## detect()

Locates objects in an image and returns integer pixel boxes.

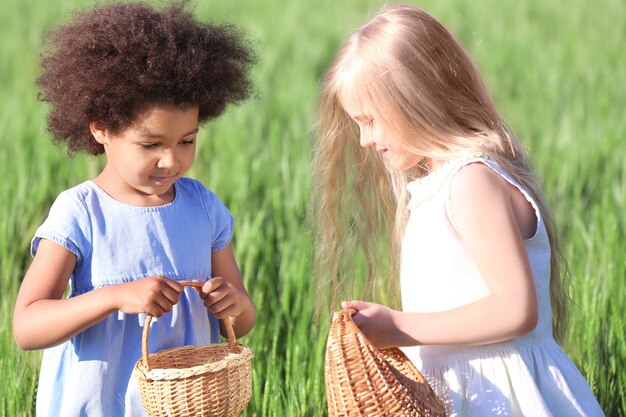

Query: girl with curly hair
[12,2,256,415]
[312,4,604,416]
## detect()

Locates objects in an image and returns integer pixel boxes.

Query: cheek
[108,146,138,168]
[400,153,422,170]
[183,148,196,165]
[129,155,158,174]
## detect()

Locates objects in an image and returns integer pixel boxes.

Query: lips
[151,175,175,184]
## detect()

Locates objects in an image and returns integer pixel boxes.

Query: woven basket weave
[325,309,447,417]
[132,280,254,417]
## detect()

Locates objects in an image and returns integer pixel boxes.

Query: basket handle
[141,279,241,371]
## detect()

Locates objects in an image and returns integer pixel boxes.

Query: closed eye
[180,138,196,145]
[140,143,159,149]
[354,116,374,127]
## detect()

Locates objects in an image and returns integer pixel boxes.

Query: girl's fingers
[149,282,181,316]
[340,300,373,328]
[351,312,364,328]
[201,277,224,297]
[206,293,241,318]
[150,294,174,317]
[203,288,229,307]
[164,277,183,292]
[153,279,181,315]
[148,302,165,318]
[145,277,236,317]
[341,300,368,312]
[161,285,182,304]
[208,300,239,319]
[202,278,238,309]
[206,292,234,312]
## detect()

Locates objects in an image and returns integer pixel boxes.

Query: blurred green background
[1,0,624,415]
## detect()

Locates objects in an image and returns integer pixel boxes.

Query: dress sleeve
[31,189,92,263]
[198,184,234,252]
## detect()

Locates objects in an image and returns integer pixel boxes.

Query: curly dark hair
[37,1,255,155]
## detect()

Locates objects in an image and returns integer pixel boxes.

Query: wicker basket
[132,280,254,417]
[325,309,448,417]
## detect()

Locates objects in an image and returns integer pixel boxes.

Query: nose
[359,129,374,148]
[157,148,178,169]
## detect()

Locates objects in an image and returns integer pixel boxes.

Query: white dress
[400,155,605,416]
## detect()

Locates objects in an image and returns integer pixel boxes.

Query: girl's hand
[340,300,405,349]
[200,277,244,319]
[114,276,183,317]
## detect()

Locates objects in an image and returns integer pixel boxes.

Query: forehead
[337,78,406,134]
[338,83,377,120]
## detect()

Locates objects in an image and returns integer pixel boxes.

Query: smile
[151,175,176,183]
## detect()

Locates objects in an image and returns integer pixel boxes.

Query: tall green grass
[1,0,624,416]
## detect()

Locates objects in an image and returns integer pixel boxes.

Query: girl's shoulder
[446,156,535,210]
[446,160,511,218]
[33,181,98,262]
[176,177,227,207]
[442,154,526,200]
[448,158,508,196]
[446,156,542,240]
[176,177,233,225]
[49,181,99,212]
[408,154,501,210]
[175,178,234,249]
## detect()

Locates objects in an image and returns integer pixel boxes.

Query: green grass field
[1,0,624,415]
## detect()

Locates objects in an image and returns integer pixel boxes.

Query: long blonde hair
[310,4,570,343]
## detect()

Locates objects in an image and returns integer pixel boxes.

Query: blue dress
[32,178,232,417]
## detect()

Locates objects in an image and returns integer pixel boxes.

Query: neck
[93,166,176,207]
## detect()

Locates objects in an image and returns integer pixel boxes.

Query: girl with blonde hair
[311,4,604,416]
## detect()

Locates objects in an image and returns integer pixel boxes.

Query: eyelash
[140,139,195,149]
[356,119,373,127]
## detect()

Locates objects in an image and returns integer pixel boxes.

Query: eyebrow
[138,127,199,139]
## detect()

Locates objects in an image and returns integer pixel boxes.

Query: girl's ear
[89,121,108,145]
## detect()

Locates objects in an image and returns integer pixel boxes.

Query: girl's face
[340,94,423,171]
[91,105,199,206]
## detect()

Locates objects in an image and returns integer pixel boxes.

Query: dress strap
[406,153,488,210]
[443,155,544,240]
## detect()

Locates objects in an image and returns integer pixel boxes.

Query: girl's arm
[13,239,183,350]
[201,245,256,338]
[345,163,538,348]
